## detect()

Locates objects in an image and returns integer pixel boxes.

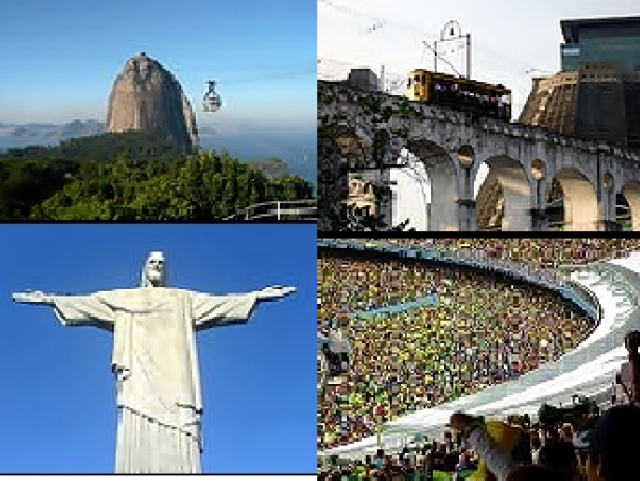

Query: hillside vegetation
[0,133,314,220]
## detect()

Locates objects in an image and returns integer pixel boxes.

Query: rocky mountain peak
[106,53,199,153]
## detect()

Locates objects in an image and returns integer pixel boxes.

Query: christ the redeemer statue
[12,251,296,474]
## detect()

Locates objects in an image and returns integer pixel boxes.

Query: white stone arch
[474,156,532,231]
[405,138,459,231]
[547,168,599,231]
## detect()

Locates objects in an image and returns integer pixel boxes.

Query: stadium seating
[317,240,640,450]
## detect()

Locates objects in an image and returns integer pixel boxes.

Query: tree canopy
[0,133,315,220]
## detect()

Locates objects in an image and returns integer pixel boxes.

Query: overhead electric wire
[421,41,462,77]
[320,0,554,119]
[319,0,458,75]
[319,0,554,80]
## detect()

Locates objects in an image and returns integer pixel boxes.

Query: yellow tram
[407,69,512,121]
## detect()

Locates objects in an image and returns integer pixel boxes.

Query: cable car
[203,81,222,112]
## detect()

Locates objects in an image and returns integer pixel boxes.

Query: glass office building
[561,16,640,73]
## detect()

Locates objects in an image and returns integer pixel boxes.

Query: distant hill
[0,120,106,139]
[249,157,289,178]
[2,132,184,162]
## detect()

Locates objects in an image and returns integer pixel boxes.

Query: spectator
[625,330,640,403]
[506,465,569,481]
[529,433,542,465]
[581,404,640,481]
[579,330,640,481]
[449,412,527,480]
[559,424,574,443]
[538,442,579,480]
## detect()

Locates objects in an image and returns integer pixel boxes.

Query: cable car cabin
[407,69,512,122]
[203,81,222,112]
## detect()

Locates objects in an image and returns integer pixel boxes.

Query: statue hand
[12,291,51,304]
[256,285,296,301]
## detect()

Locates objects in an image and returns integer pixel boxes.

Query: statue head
[142,251,167,287]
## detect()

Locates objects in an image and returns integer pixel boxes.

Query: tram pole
[466,33,471,80]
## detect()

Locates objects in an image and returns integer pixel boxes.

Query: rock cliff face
[106,52,199,153]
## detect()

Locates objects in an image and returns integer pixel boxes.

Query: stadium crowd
[318,331,640,481]
[367,239,640,270]
[318,249,596,450]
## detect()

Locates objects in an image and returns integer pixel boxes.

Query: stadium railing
[223,199,316,220]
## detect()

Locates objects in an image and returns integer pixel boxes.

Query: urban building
[520,16,640,152]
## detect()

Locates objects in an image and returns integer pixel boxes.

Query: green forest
[0,133,315,220]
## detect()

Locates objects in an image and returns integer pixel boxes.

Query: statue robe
[50,287,259,473]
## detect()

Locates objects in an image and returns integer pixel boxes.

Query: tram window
[415,74,422,82]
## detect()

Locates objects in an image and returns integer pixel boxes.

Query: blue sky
[0,0,316,129]
[0,224,316,474]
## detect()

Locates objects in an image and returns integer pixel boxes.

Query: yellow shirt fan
[469,421,529,481]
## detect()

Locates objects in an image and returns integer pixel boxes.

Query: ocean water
[198,135,316,186]
[0,136,60,150]
[0,134,316,188]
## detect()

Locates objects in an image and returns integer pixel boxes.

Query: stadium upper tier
[319,254,640,458]
[317,239,601,323]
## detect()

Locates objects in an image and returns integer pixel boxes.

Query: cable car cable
[202,65,316,112]
[215,68,317,85]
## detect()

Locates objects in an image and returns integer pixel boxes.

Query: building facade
[520,16,640,152]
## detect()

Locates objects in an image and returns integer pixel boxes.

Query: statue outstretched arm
[192,285,296,331]
[12,290,115,330]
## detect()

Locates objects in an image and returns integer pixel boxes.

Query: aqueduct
[318,80,640,231]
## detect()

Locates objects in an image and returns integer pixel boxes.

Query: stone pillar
[596,220,619,231]
[530,208,548,231]
[457,199,476,231]
[457,165,475,230]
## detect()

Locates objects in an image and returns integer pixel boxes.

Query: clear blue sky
[0,0,316,129]
[0,224,316,474]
